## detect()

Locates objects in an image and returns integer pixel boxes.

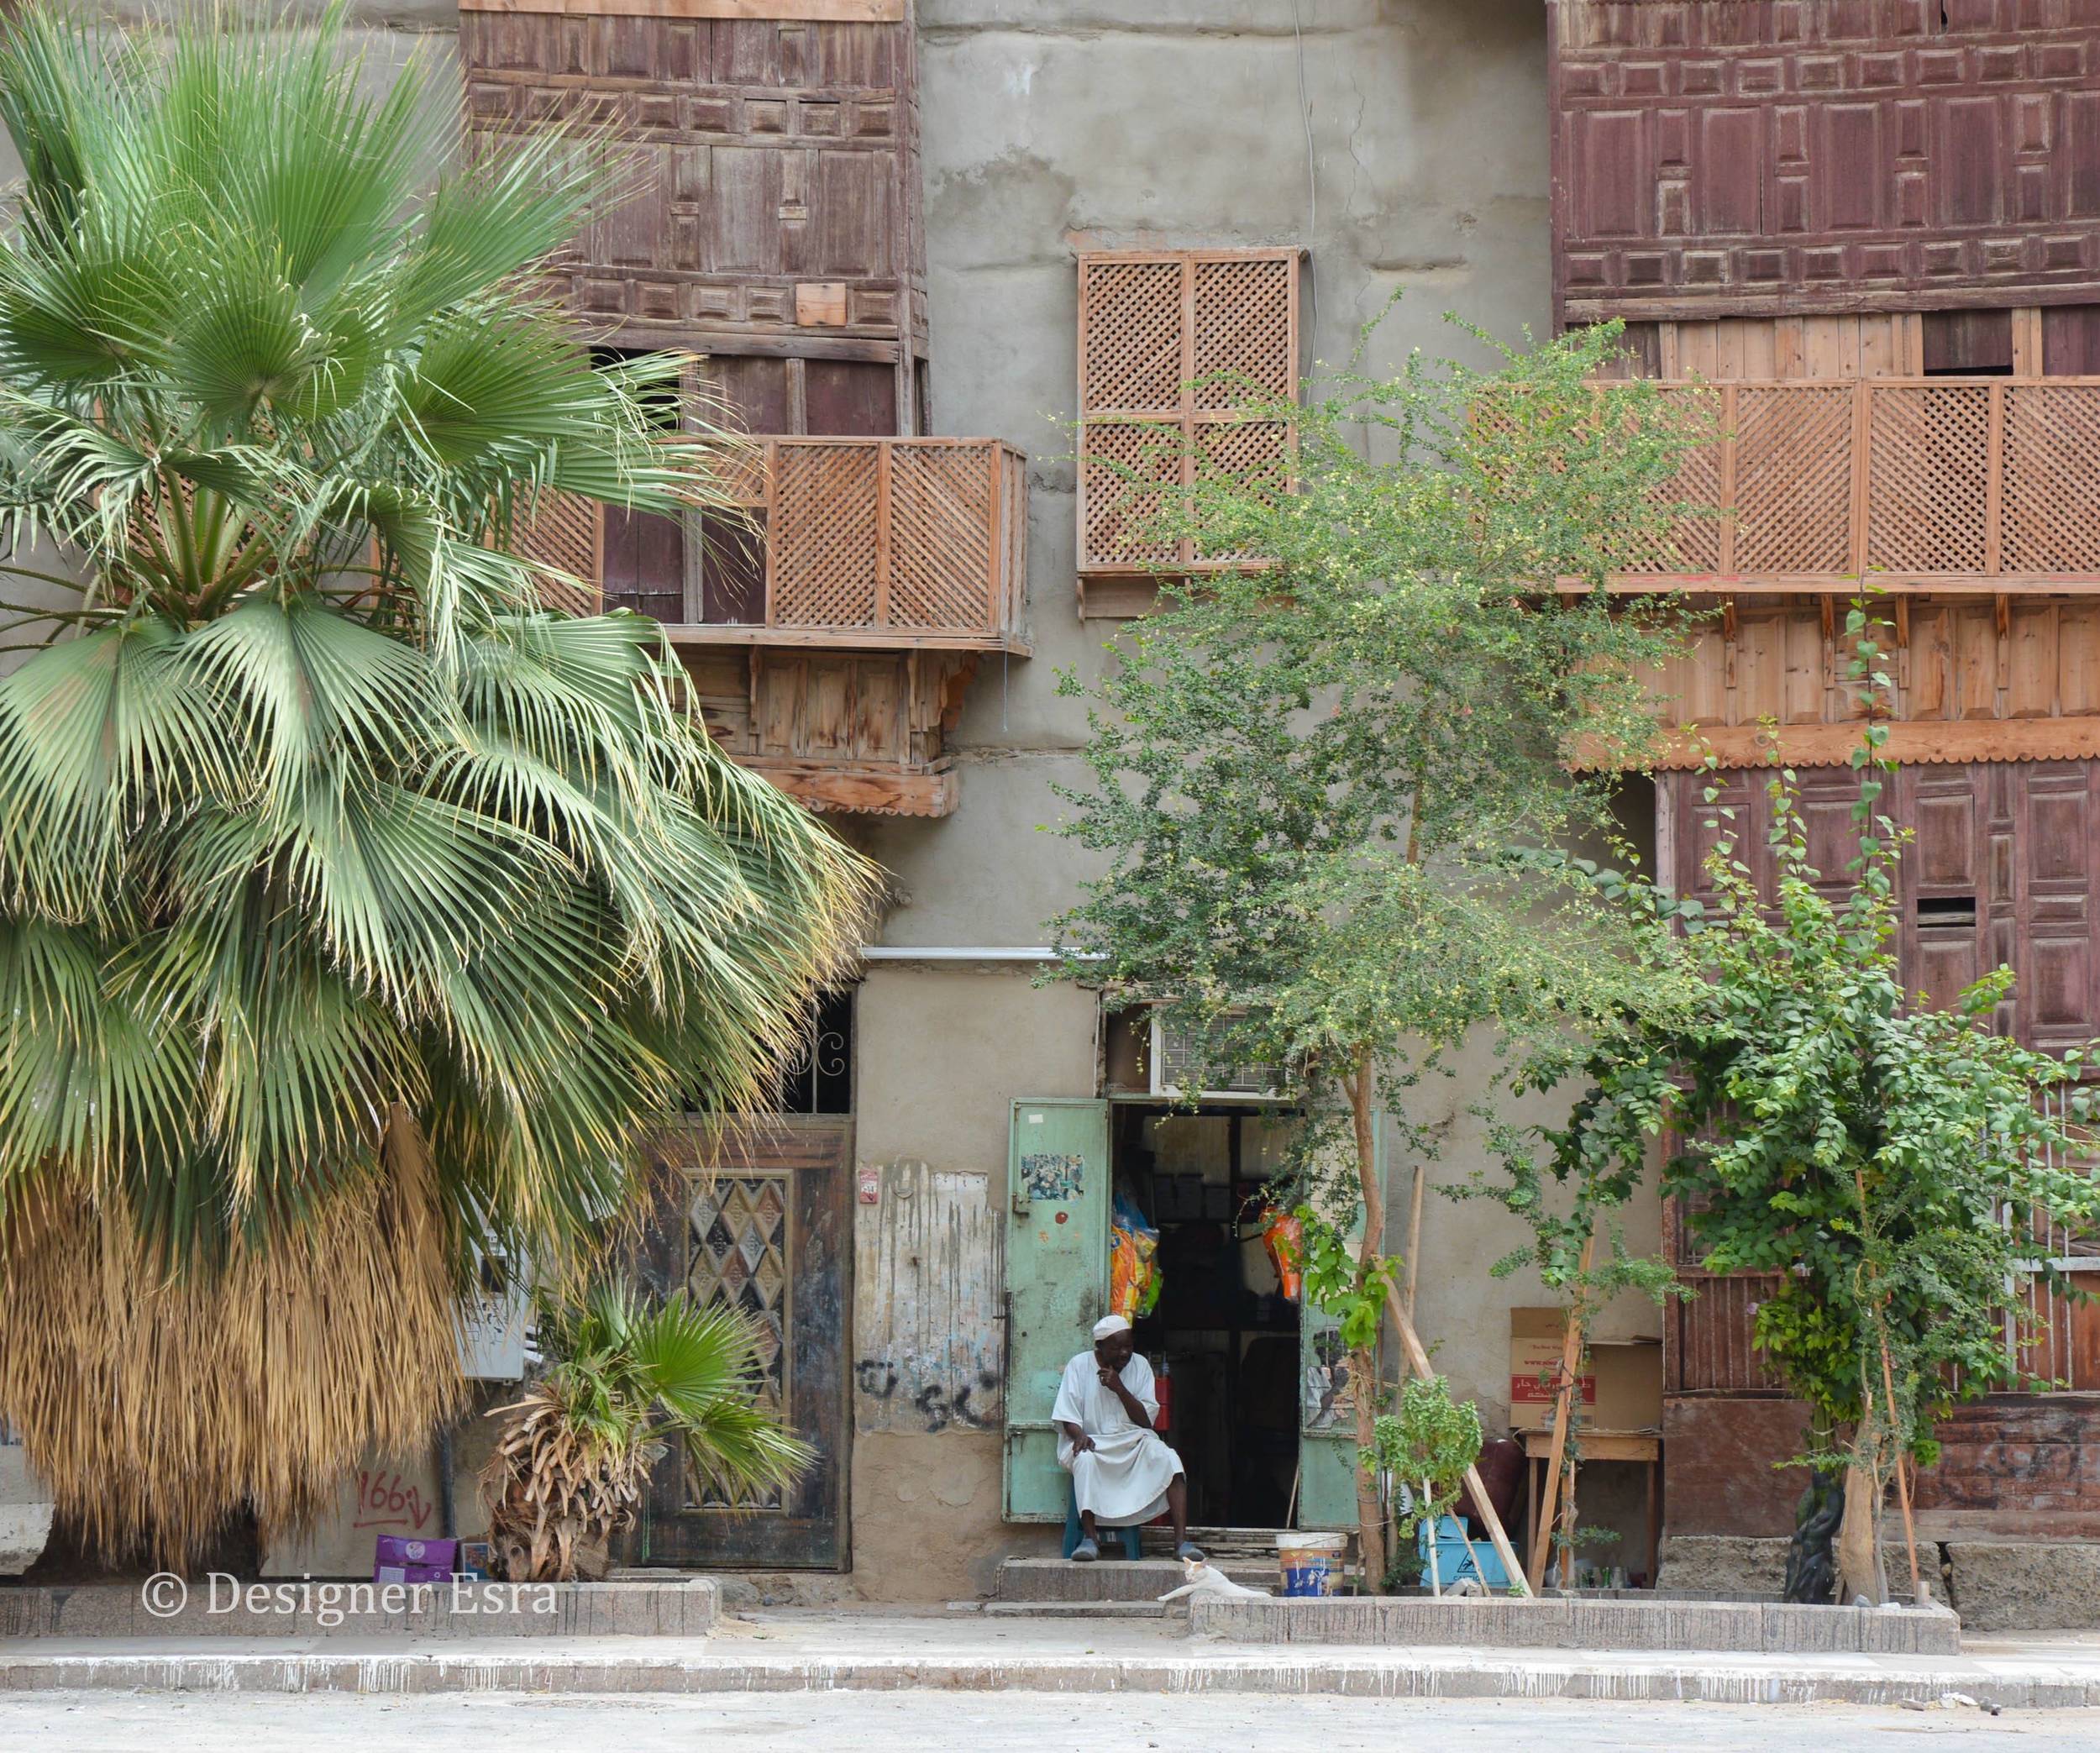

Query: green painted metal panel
[1296,1117,1387,1531]
[1002,1097,1111,1522]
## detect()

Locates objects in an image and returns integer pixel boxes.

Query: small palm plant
[0,3,875,1567]
[482,1282,812,1582]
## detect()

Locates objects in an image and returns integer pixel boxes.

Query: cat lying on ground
[1156,1558,1273,1603]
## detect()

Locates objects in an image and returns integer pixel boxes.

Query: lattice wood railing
[1615,376,2100,590]
[510,438,1029,652]
[1077,248,1302,576]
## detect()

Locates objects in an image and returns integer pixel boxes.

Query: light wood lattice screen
[512,489,602,615]
[1077,248,1303,576]
[1616,377,2100,588]
[509,439,1027,650]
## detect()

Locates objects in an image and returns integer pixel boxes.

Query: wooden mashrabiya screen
[1076,247,1304,577]
[507,438,1026,648]
[1615,376,2100,589]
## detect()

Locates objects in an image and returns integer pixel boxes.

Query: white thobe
[1052,1351,1184,1527]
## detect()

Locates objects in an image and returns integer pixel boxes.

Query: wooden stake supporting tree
[1525,1229,1598,1593]
[1384,1288,1530,1594]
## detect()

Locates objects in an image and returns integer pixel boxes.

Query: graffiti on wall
[349,1468,436,1532]
[1303,1330,1359,1435]
[853,1163,1005,1435]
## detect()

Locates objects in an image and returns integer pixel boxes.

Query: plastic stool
[1061,1477,1142,1560]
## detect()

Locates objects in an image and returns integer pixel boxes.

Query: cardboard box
[1509,1309,1662,1432]
[373,1534,457,1587]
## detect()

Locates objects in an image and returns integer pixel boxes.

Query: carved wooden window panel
[685,1173,793,1511]
[1076,248,1303,577]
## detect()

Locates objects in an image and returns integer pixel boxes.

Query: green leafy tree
[1367,1375,1483,1594]
[482,1280,813,1581]
[0,4,876,1567]
[1047,313,1708,1582]
[1487,611,2100,1600]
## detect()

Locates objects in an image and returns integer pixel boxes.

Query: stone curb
[2,1646,2097,1708]
[1187,1596,1965,1656]
[0,1580,718,1640]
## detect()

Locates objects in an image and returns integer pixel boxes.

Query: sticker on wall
[1021,1152,1086,1201]
[1304,1329,1360,1434]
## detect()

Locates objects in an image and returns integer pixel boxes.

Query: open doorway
[1110,1105,1301,1528]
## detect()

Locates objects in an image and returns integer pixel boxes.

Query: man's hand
[1071,1433,1096,1454]
[1100,1364,1150,1426]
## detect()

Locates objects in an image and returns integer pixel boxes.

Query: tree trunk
[1347,1057,1386,1589]
[1352,1339,1384,1588]
[1835,1463,1887,1605]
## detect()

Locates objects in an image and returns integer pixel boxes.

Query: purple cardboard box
[373,1534,457,1587]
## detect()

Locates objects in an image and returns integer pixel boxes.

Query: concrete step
[982,1600,1169,1619]
[1136,1526,1300,1561]
[994,1557,1274,1604]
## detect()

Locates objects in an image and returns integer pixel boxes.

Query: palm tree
[481,1281,811,1582]
[0,3,879,1568]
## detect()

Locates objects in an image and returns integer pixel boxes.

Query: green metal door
[1002,1097,1111,1521]
[1296,1117,1387,1530]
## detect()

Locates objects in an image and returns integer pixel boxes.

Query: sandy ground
[3,1690,2097,1751]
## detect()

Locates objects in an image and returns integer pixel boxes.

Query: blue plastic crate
[1417,1514,1510,1589]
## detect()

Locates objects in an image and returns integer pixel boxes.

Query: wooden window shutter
[1076,248,1303,578]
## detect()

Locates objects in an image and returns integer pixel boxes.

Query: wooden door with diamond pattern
[626,1117,853,1570]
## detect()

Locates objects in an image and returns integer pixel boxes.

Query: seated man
[1053,1314,1203,1563]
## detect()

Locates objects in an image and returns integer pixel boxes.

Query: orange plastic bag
[1262,1207,1304,1303]
[1110,1220,1159,1321]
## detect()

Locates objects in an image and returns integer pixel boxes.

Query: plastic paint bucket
[1276,1530,1347,1598]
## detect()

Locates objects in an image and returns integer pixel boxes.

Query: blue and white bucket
[1276,1531,1347,1597]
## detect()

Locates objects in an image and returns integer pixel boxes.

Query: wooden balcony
[1605,377,2100,595]
[517,438,1030,654]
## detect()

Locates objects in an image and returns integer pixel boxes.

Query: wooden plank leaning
[1383,1282,1532,1598]
[1524,1227,1598,1593]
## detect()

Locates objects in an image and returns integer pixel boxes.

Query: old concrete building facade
[181,0,2100,1602]
[445,0,1604,1602]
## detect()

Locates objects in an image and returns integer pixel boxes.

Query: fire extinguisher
[1153,1357,1172,1434]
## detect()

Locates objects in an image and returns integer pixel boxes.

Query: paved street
[5,1689,2097,1750]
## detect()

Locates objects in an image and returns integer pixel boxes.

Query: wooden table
[1521,1428,1662,1588]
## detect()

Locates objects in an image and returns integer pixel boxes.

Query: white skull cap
[1092,1314,1131,1341]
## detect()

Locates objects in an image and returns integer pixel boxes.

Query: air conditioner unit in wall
[1147,1010,1284,1101]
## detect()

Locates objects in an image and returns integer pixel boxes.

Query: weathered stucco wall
[866,0,1555,942]
[848,967,1095,1598]
[841,0,1613,1594]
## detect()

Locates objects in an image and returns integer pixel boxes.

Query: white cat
[1156,1558,1273,1603]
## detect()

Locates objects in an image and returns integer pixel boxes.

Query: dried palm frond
[481,1380,654,1582]
[0,1114,464,1571]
